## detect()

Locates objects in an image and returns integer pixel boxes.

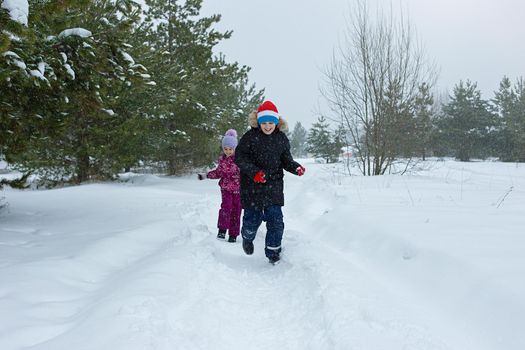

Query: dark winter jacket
[235,112,301,209]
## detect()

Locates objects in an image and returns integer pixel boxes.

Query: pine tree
[2,1,151,183]
[138,0,262,174]
[331,124,346,162]
[514,79,525,162]
[0,0,29,52]
[413,82,435,160]
[381,81,414,160]
[493,76,525,162]
[2,0,262,184]
[438,80,495,161]
[1,0,34,164]
[306,116,339,163]
[290,122,308,157]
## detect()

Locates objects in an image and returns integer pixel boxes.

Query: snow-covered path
[1,160,524,350]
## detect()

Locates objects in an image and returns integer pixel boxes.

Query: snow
[1,0,28,26]
[37,62,46,75]
[131,63,147,71]
[63,63,75,80]
[195,102,207,110]
[29,69,47,81]
[58,28,92,38]
[101,109,116,116]
[1,159,524,350]
[2,51,21,59]
[120,51,135,65]
[3,51,26,69]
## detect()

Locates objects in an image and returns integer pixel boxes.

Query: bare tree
[321,1,437,175]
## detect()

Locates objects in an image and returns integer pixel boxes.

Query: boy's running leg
[241,208,263,255]
[264,205,284,262]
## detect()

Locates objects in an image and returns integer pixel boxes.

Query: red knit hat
[257,100,279,125]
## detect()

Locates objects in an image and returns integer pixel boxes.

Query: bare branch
[320,0,437,175]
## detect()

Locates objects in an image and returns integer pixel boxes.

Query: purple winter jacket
[206,154,240,193]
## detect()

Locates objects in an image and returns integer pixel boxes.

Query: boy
[235,100,305,264]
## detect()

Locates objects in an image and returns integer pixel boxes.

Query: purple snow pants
[218,190,242,237]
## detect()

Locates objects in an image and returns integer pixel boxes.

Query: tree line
[2,0,524,186]
[289,76,525,169]
[299,1,525,175]
[1,0,263,187]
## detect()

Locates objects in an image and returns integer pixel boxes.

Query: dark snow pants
[241,205,283,258]
[217,190,241,237]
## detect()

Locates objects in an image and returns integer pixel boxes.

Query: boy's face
[260,122,276,135]
[223,146,235,157]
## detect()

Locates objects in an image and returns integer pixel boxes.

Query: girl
[198,129,241,242]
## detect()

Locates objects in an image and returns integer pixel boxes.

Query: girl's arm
[206,158,225,179]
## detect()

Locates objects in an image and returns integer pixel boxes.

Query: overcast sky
[202,0,525,129]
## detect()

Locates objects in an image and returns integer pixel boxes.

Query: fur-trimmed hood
[248,111,289,132]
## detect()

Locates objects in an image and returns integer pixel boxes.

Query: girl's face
[223,146,235,157]
[260,122,276,135]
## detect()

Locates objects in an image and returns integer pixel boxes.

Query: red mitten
[296,166,305,176]
[254,170,266,183]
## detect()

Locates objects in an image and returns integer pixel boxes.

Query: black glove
[197,173,206,180]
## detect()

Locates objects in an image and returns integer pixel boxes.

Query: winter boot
[228,235,237,243]
[242,239,254,255]
[268,255,280,265]
[217,229,226,240]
